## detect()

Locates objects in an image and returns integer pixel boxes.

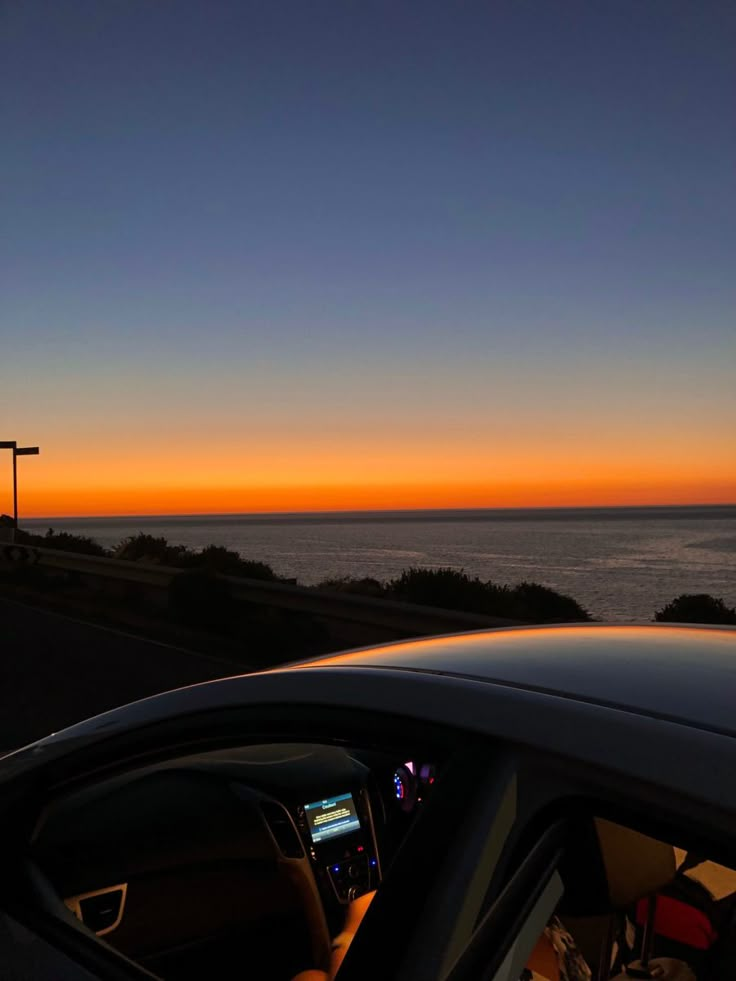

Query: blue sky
[1,0,734,514]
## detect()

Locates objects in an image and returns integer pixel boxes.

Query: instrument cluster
[392,760,436,813]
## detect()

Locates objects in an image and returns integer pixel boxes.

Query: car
[1,623,736,981]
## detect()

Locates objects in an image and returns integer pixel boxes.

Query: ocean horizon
[23,503,736,524]
[22,504,736,622]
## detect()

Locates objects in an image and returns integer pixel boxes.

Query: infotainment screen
[304,793,361,844]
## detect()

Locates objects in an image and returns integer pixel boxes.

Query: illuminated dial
[393,771,406,800]
[393,763,417,812]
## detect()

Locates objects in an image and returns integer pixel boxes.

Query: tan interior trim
[594,819,675,908]
[63,883,128,937]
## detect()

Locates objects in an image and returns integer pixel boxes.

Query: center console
[295,788,380,905]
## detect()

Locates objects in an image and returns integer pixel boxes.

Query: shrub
[507,581,592,623]
[14,527,109,557]
[655,593,736,625]
[387,567,492,614]
[114,536,277,581]
[384,566,591,622]
[314,577,386,598]
[115,534,191,565]
[180,544,277,581]
[42,528,110,557]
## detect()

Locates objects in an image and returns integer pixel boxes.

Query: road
[0,597,245,750]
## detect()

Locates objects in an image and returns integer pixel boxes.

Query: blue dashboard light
[332,865,340,873]
[370,858,377,866]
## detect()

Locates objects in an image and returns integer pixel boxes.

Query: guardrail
[0,543,520,636]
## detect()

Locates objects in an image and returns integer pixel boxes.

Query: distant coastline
[22,503,736,528]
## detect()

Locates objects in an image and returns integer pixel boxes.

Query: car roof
[293,624,736,736]
[2,625,734,790]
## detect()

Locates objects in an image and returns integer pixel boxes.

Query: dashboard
[29,743,438,979]
[299,789,378,904]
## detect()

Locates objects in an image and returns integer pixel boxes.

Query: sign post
[13,447,40,531]
[0,441,40,540]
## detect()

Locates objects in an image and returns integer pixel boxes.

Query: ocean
[23,505,736,622]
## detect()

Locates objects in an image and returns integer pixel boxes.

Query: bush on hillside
[385,566,591,622]
[506,581,592,622]
[14,527,109,557]
[655,593,736,625]
[42,528,110,557]
[11,526,593,625]
[115,533,191,565]
[179,544,277,581]
[387,567,492,614]
[115,535,277,581]
[314,576,386,598]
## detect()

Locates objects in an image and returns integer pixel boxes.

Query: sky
[2,0,735,517]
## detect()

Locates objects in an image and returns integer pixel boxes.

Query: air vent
[261,802,304,858]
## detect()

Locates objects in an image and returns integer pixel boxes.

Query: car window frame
[436,743,736,981]
[443,821,567,981]
[339,752,521,981]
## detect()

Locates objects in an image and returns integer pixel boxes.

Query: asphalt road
[0,597,244,750]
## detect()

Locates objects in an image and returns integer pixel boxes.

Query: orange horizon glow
[11,480,736,519]
[3,433,734,519]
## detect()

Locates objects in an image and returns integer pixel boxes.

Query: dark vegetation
[4,529,735,627]
[114,534,278,581]
[183,545,277,581]
[315,567,592,622]
[15,529,278,580]
[655,593,736,625]
[5,529,320,665]
[315,576,386,598]
[16,526,108,557]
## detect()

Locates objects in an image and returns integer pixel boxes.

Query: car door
[390,740,736,981]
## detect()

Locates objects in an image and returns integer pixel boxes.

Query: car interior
[20,736,736,981]
[28,741,439,979]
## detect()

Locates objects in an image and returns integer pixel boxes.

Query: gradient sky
[2,0,735,517]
